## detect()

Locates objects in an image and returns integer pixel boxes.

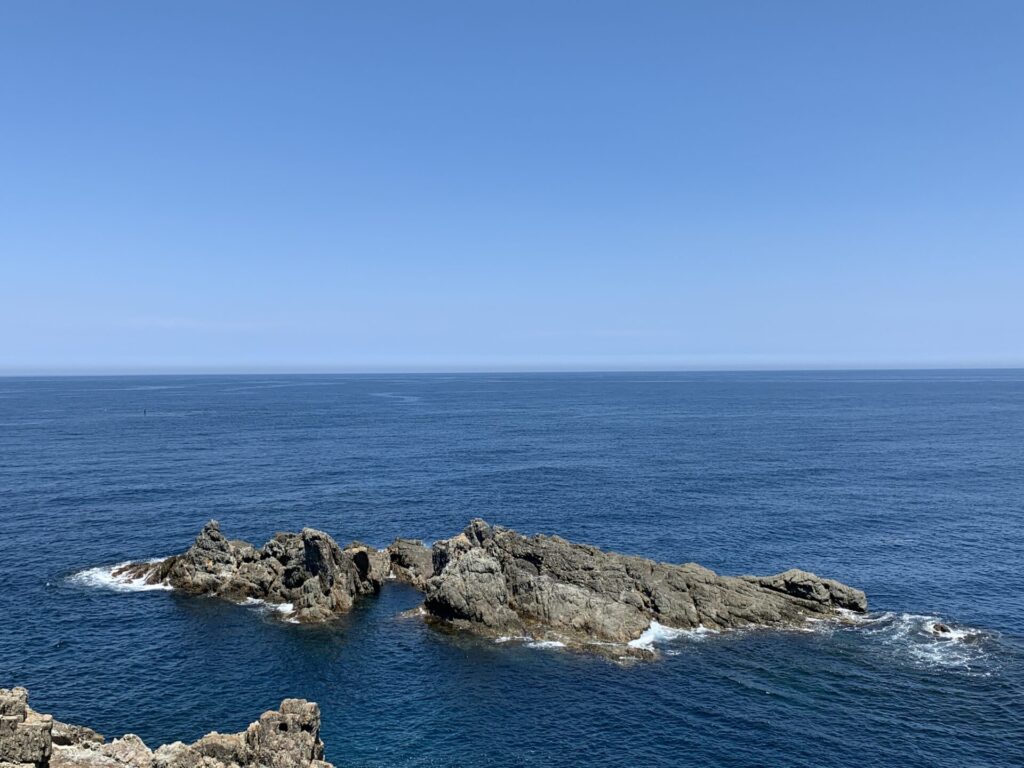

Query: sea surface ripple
[1,372,1022,766]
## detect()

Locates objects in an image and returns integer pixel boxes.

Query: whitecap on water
[525,640,566,649]
[627,621,716,651]
[69,563,301,623]
[818,610,994,672]
[874,613,990,670]
[241,597,298,623]
[491,635,567,649]
[68,559,172,593]
[492,635,565,649]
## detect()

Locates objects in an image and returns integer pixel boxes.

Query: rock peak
[0,687,334,768]
[464,518,495,544]
[114,524,385,623]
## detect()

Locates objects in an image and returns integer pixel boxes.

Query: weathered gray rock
[1,689,333,768]
[149,698,328,768]
[423,520,868,651]
[96,519,868,656]
[741,568,868,614]
[0,688,52,767]
[115,521,383,622]
[50,722,103,749]
[346,541,391,586]
[51,733,154,768]
[386,539,435,589]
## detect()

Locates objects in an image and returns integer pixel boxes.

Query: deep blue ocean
[2,372,1022,767]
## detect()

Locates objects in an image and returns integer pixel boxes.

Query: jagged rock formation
[0,688,332,768]
[98,519,867,655]
[386,539,435,589]
[1,687,52,767]
[114,521,384,623]
[423,520,867,649]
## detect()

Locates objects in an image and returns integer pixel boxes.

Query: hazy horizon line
[2,362,1023,377]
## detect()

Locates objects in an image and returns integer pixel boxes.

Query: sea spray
[628,621,717,651]
[68,560,172,593]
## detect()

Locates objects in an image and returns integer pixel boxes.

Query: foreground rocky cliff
[0,687,332,768]
[422,520,867,649]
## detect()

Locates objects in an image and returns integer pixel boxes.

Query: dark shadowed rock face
[423,520,868,649]
[1,688,332,768]
[386,538,435,589]
[114,521,383,623]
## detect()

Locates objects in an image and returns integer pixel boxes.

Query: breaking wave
[494,635,531,644]
[492,623,719,654]
[525,640,566,649]
[858,612,992,670]
[68,564,298,624]
[242,597,299,623]
[492,635,565,650]
[68,559,172,593]
[813,610,996,671]
[628,621,717,651]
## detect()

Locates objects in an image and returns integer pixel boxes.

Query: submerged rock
[1,688,332,768]
[422,519,867,651]
[114,521,383,622]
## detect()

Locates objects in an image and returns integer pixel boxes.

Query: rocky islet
[107,519,867,653]
[112,522,388,623]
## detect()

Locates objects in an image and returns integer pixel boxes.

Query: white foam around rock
[525,640,566,649]
[69,560,172,593]
[628,621,715,650]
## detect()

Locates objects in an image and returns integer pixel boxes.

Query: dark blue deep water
[2,372,1023,767]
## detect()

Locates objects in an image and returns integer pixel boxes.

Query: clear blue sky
[2,1,1022,373]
